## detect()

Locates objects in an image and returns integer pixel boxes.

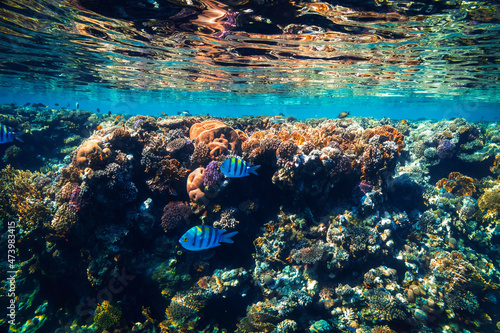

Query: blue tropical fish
[0,124,23,144]
[179,225,237,251]
[220,157,260,178]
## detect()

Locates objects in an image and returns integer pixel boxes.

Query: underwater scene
[1,0,500,332]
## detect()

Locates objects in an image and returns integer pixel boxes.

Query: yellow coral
[0,165,51,233]
[93,300,122,329]
[478,186,500,224]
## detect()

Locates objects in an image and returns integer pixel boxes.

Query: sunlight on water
[0,0,499,115]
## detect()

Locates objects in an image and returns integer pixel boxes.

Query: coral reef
[4,107,500,333]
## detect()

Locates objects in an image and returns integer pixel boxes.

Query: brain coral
[189,120,241,160]
[73,140,111,167]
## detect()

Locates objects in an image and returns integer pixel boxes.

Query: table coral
[189,120,241,160]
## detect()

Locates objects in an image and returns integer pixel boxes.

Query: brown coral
[436,172,476,197]
[51,202,78,234]
[366,125,405,152]
[186,167,208,205]
[189,120,241,160]
[478,186,500,224]
[73,140,111,167]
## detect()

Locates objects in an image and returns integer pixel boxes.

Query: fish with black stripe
[220,157,260,178]
[179,225,238,251]
[0,124,23,144]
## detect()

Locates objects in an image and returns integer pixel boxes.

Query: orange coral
[74,140,111,167]
[189,120,241,160]
[368,125,405,152]
[436,172,476,197]
[490,154,500,175]
[187,167,208,205]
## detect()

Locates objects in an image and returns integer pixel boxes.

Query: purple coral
[203,161,223,187]
[437,139,455,159]
[69,186,83,212]
[161,201,191,231]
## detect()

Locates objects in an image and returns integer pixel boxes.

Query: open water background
[0,0,499,120]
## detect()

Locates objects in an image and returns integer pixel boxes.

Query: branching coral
[429,250,490,292]
[362,288,408,322]
[0,165,53,233]
[146,158,187,194]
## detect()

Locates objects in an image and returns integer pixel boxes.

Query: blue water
[1,92,499,121]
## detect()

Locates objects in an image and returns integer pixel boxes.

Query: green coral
[93,300,122,330]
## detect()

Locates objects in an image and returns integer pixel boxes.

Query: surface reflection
[0,0,498,100]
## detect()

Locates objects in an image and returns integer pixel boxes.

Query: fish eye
[183,238,188,242]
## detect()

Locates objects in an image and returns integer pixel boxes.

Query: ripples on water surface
[0,0,499,112]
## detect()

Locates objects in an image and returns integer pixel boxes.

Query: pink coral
[186,167,208,205]
[189,120,241,160]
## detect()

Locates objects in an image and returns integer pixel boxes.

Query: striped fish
[220,157,260,178]
[179,225,237,251]
[0,124,23,144]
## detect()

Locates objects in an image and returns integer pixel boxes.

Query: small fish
[45,105,49,108]
[134,119,144,128]
[337,111,350,119]
[96,125,102,130]
[97,108,100,113]
[270,115,285,124]
[0,124,23,144]
[76,102,79,110]
[177,110,192,117]
[220,157,261,178]
[115,115,121,120]
[108,111,112,116]
[162,111,166,116]
[179,225,238,251]
[55,103,59,106]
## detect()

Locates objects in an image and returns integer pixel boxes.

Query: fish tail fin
[220,231,238,244]
[15,133,24,143]
[249,165,261,175]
